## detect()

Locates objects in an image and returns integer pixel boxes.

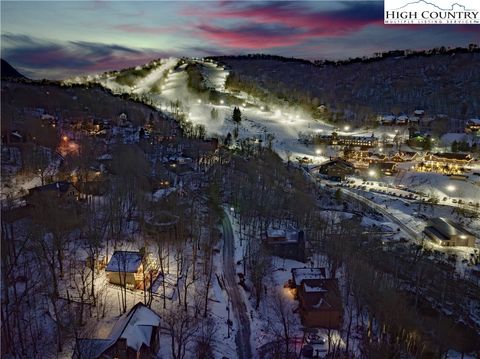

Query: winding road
[222,212,253,359]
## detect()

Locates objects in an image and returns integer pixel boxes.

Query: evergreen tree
[232,107,242,125]
[451,140,458,153]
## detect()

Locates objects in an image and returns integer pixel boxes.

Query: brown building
[424,217,476,247]
[263,226,306,262]
[297,278,343,329]
[74,302,160,359]
[317,159,355,180]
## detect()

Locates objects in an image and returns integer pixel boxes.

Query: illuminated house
[418,152,473,174]
[424,217,476,247]
[105,251,150,289]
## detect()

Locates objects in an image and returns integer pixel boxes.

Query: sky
[1,0,479,79]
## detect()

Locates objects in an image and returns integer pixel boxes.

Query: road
[303,167,422,242]
[222,212,253,359]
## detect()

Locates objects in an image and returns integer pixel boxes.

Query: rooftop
[106,251,144,273]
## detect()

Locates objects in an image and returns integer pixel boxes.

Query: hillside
[1,59,26,79]
[216,51,480,120]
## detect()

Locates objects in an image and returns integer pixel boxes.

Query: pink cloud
[185,2,384,49]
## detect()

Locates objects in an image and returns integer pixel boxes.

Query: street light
[220,100,224,105]
[62,135,68,142]
[368,170,376,177]
[197,99,202,104]
[315,149,322,155]
[446,185,456,192]
[344,125,350,131]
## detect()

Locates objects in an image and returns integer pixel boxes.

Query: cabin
[263,226,306,262]
[74,302,160,359]
[317,159,355,181]
[27,181,79,204]
[291,267,326,289]
[424,218,476,247]
[297,279,343,329]
[105,251,149,289]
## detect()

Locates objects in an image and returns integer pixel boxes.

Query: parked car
[306,334,326,345]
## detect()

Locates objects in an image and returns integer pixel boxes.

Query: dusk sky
[1,0,479,79]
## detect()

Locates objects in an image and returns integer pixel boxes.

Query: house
[465,118,480,133]
[291,267,326,288]
[423,217,476,247]
[317,159,355,181]
[27,181,79,203]
[74,302,160,359]
[297,278,343,329]
[105,251,152,289]
[263,226,306,262]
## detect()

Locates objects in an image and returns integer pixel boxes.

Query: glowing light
[368,170,376,177]
[315,149,322,155]
[446,185,456,192]
[230,207,234,212]
[220,100,224,105]
[315,129,323,133]
[197,99,202,104]
[62,136,68,142]
[242,103,246,107]
[344,125,350,131]
[260,106,265,111]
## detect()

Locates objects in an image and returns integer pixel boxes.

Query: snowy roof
[303,281,328,293]
[298,279,342,312]
[467,118,480,125]
[75,303,160,359]
[110,303,161,351]
[291,267,326,285]
[267,228,285,238]
[106,251,143,273]
[267,225,300,242]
